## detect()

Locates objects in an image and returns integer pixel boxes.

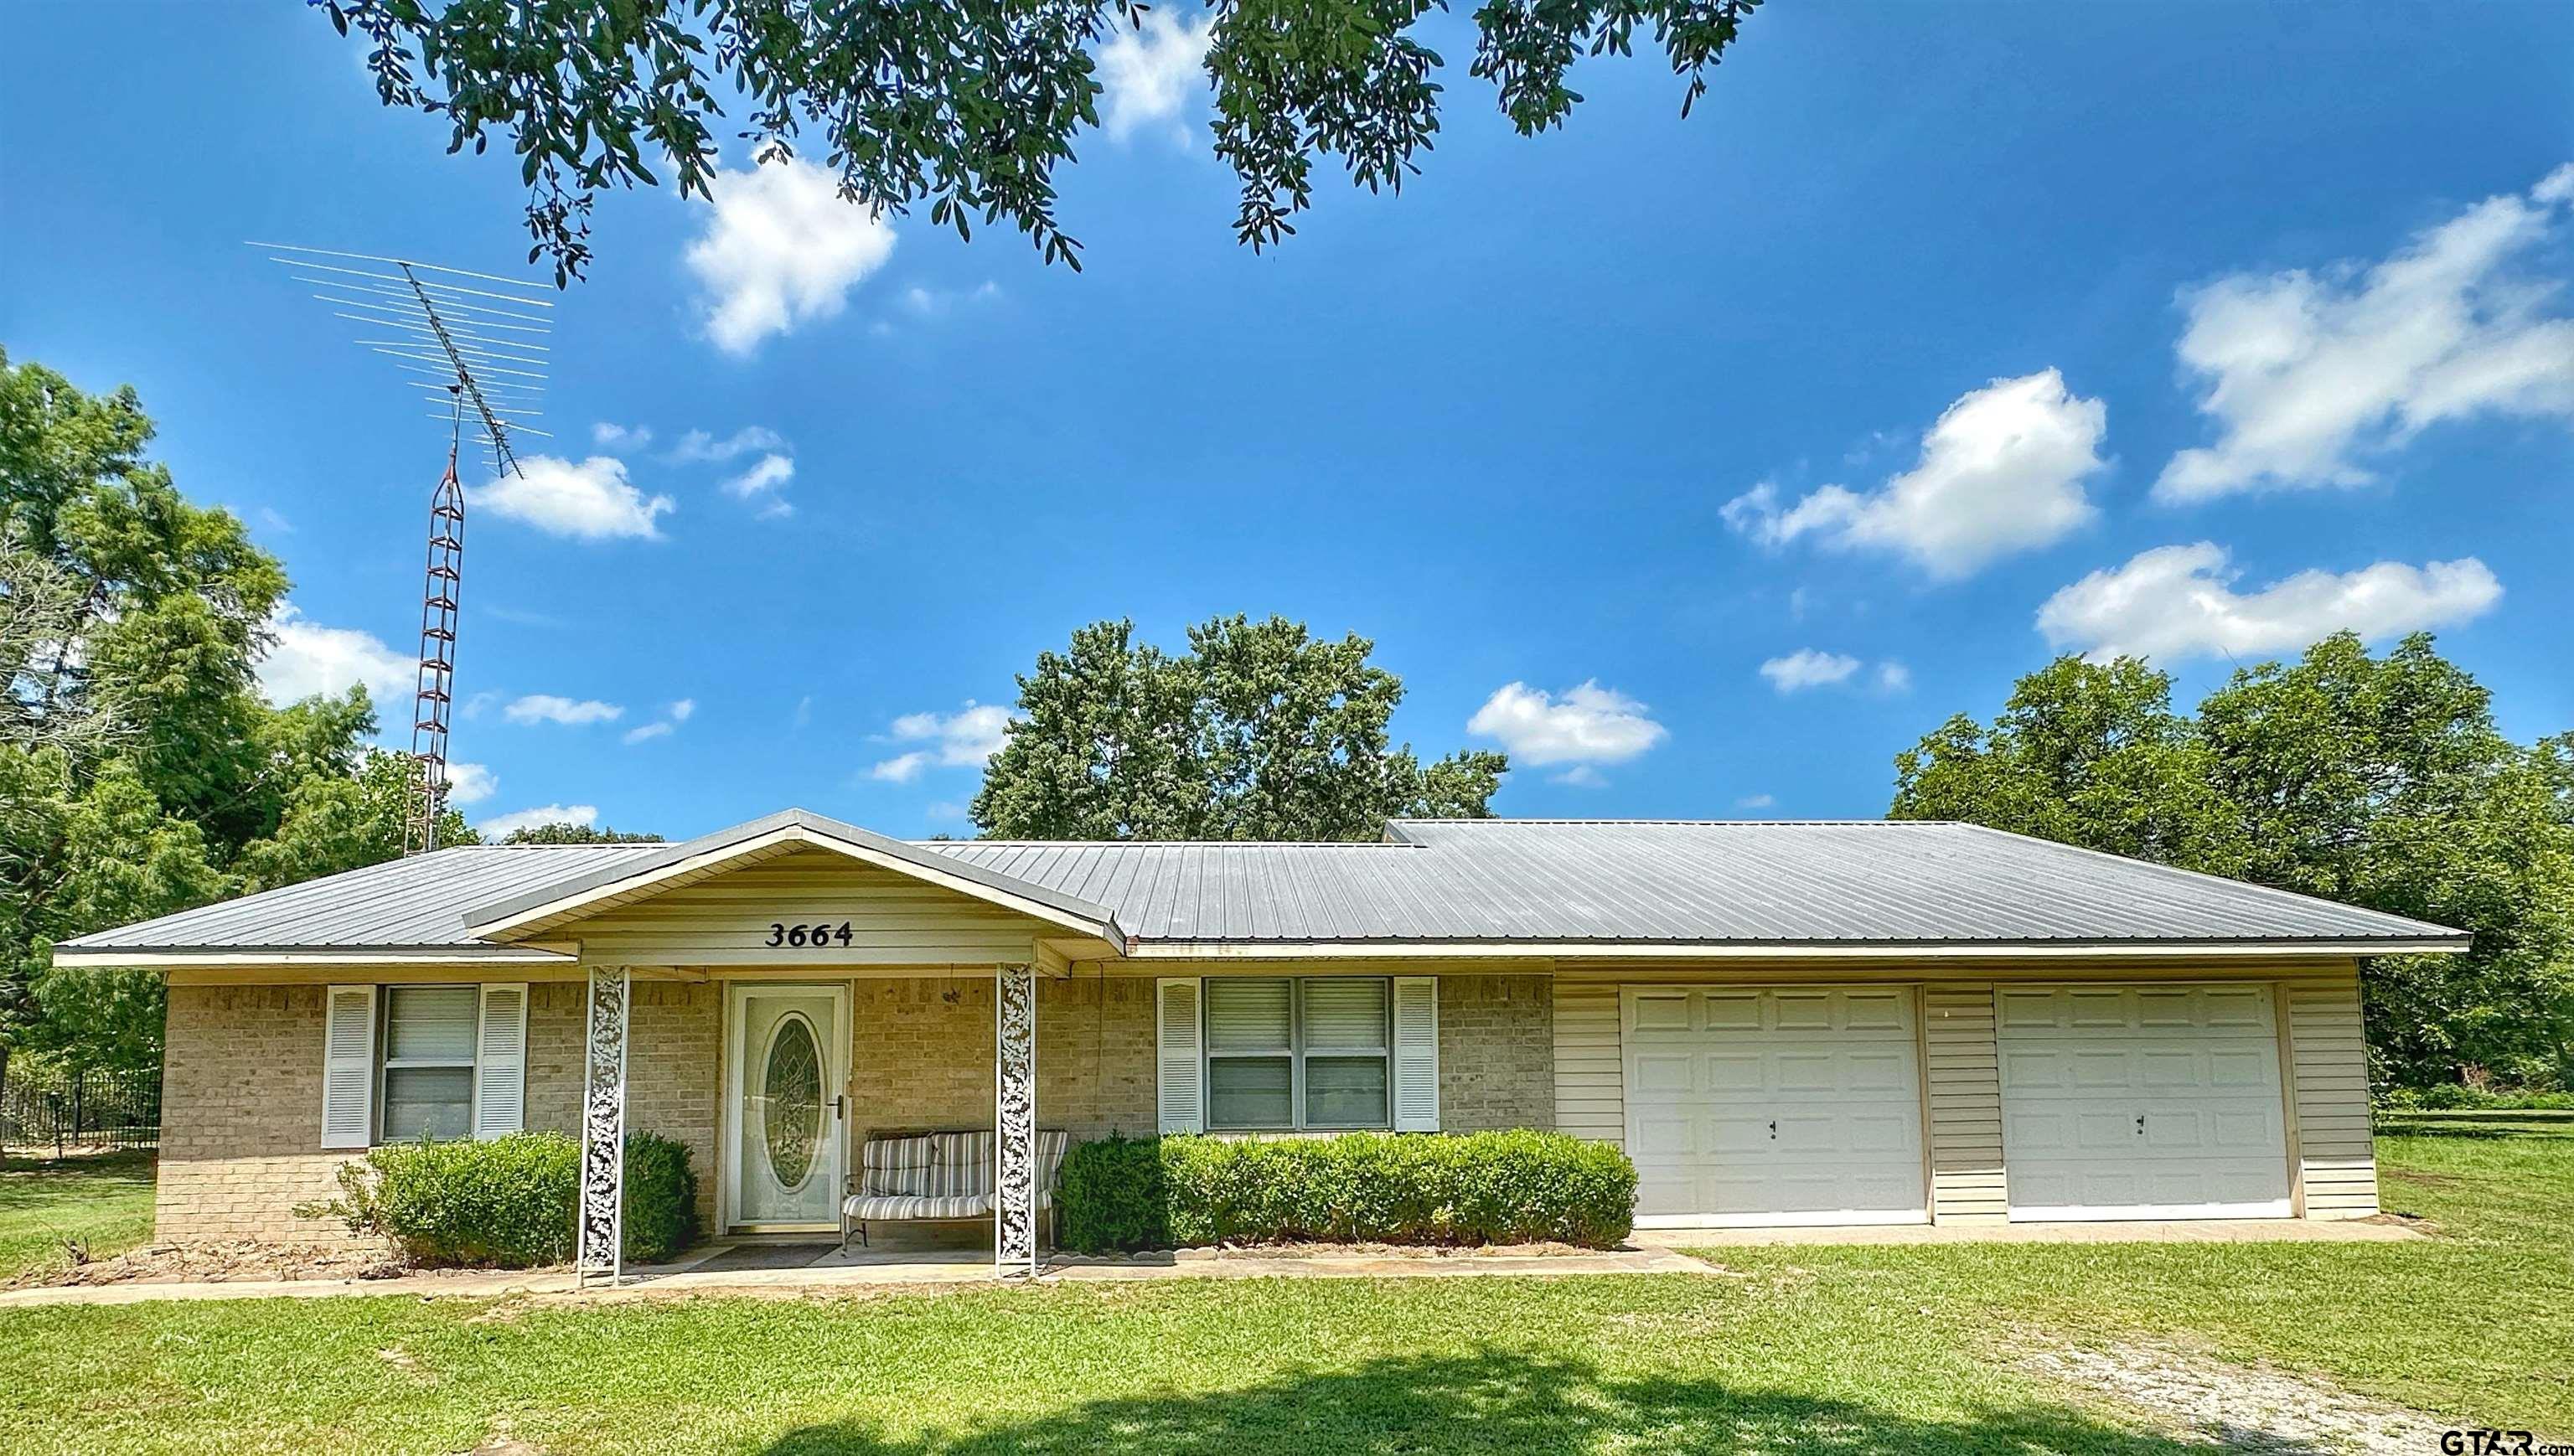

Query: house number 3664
[765,922,855,947]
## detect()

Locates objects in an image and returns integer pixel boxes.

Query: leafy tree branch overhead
[318,0,1764,281]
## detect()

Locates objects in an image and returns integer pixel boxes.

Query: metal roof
[56,816,2467,957]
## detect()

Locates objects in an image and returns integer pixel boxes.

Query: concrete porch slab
[1636,1217,2423,1247]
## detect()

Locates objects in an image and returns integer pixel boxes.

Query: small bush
[1060,1129,1636,1254]
[301,1129,700,1267]
[2378,1084,2574,1112]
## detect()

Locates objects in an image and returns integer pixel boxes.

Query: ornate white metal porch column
[995,963,1037,1278]
[575,963,630,1289]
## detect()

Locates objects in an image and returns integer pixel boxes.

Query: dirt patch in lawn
[2019,1335,2442,1453]
[9,1239,416,1288]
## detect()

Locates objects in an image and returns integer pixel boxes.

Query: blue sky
[6,4,2571,839]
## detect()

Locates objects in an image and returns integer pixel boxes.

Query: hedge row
[300,1130,699,1267]
[1059,1129,1637,1253]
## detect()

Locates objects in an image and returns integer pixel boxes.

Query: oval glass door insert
[759,1013,824,1192]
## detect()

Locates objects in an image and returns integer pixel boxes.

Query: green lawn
[0,1150,156,1281]
[0,1119,2561,1455]
[1692,1109,2574,1439]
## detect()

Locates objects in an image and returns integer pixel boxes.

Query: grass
[0,1120,2561,1453]
[0,1149,155,1280]
[1693,1107,2574,1438]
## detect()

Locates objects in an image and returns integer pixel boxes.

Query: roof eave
[1115,935,2470,960]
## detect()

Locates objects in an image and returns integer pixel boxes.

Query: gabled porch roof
[460,808,1127,946]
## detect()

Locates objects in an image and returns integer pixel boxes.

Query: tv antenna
[250,241,557,854]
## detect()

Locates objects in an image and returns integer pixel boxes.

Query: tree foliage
[498,822,665,844]
[318,0,1762,281]
[1894,634,2574,1091]
[2,349,449,1072]
[973,614,1506,840]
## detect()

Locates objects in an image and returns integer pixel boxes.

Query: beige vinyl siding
[570,847,1056,967]
[2282,964,2380,1218]
[1552,981,1623,1146]
[1922,982,2008,1224]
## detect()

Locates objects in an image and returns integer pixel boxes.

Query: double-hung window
[1202,977,1391,1131]
[322,983,528,1149]
[380,985,480,1141]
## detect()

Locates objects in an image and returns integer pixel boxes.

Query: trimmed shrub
[1059,1130,1636,1254]
[301,1129,700,1267]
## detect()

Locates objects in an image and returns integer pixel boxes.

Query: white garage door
[1623,987,1926,1227]
[1998,984,2291,1221]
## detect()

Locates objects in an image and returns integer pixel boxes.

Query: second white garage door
[1998,984,2292,1221]
[1623,987,1926,1227]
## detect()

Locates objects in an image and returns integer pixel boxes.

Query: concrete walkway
[1637,1217,2422,1247]
[0,1241,1709,1309]
[0,1217,2419,1309]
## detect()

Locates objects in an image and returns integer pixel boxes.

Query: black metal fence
[1,1064,161,1154]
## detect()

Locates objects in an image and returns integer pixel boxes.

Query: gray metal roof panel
[56,818,2467,954]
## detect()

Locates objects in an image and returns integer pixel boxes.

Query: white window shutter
[473,984,529,1138]
[321,985,377,1149]
[1155,978,1203,1134]
[1393,976,1439,1132]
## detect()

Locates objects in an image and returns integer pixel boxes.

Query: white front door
[1622,986,1928,1228]
[1998,984,2291,1221]
[726,984,848,1230]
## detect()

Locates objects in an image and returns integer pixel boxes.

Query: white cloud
[2035,542,2503,662]
[1722,369,2108,580]
[1874,661,1913,694]
[477,803,598,838]
[1757,649,1861,693]
[1550,765,1608,788]
[1098,11,1213,143]
[621,699,696,744]
[468,455,674,540]
[592,422,652,450]
[1735,793,1776,810]
[504,694,625,726]
[2158,166,2574,500]
[1465,681,1667,768]
[685,157,898,355]
[869,751,932,784]
[444,762,497,806]
[870,701,1013,781]
[669,426,787,464]
[255,604,414,708]
[721,452,797,519]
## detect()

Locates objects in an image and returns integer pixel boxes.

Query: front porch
[570,961,1100,1285]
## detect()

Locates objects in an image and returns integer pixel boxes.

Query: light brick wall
[157,985,352,1244]
[1437,974,1556,1132]
[156,969,1546,1246]
[845,974,1156,1144]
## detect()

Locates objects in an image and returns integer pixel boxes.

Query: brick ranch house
[54,810,2465,1275]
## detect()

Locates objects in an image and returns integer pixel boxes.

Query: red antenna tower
[250,243,553,854]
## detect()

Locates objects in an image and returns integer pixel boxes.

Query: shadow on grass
[762,1350,2296,1455]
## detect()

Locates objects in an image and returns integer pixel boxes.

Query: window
[380,985,478,1141]
[1202,978,1390,1131]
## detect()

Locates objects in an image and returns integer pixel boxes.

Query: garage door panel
[1704,1052,1763,1093]
[1625,987,1927,1228]
[1631,1052,1697,1097]
[2001,984,2290,1221]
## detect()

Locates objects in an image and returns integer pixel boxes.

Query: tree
[1891,656,2250,875]
[235,748,480,893]
[1893,633,2574,1091]
[1,350,423,1074]
[318,0,1764,281]
[974,614,1507,839]
[499,823,664,844]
